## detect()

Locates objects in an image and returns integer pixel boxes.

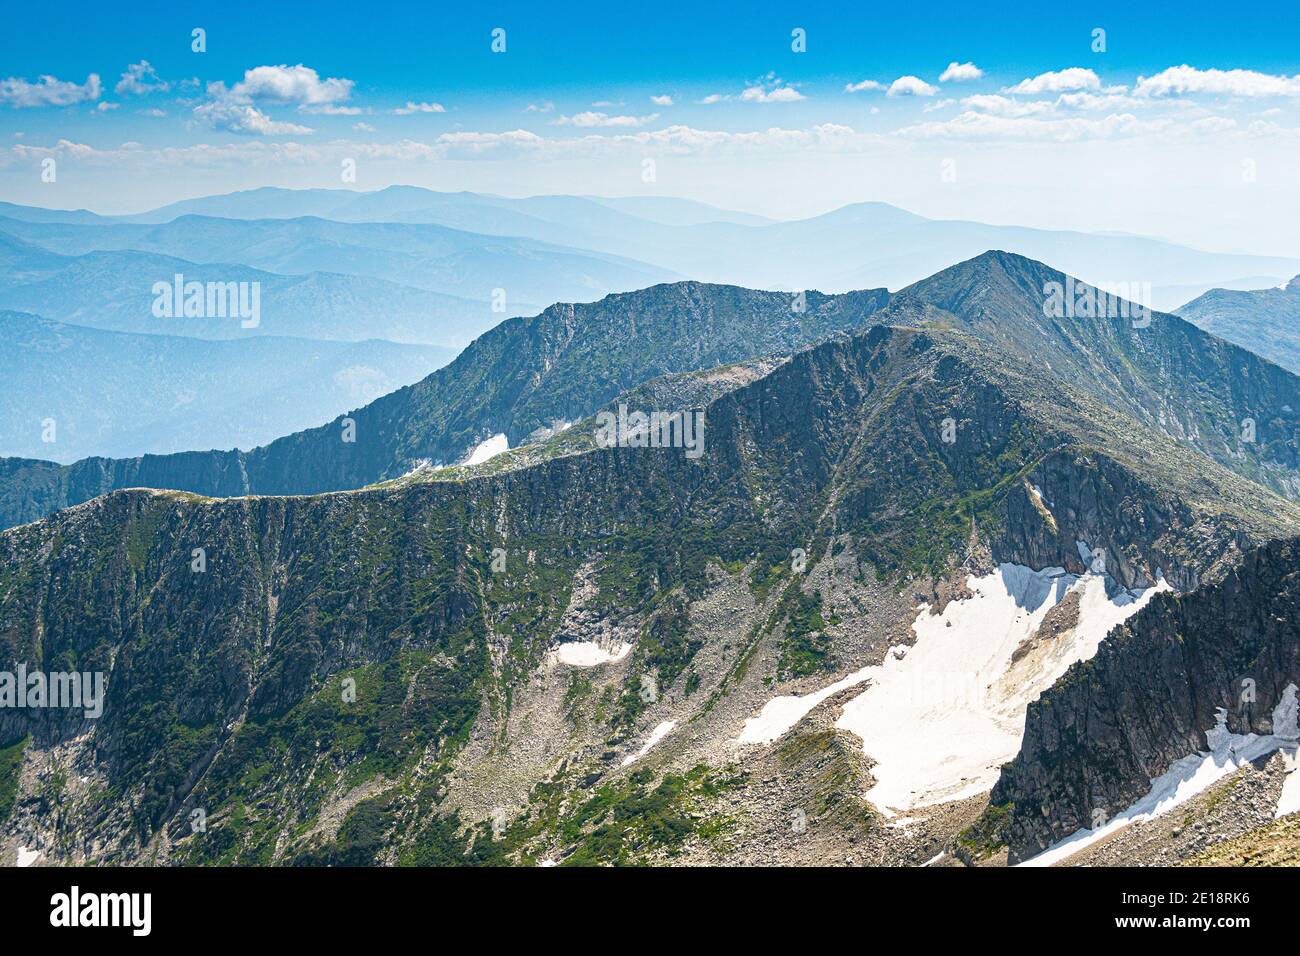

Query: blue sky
[3,0,1300,254]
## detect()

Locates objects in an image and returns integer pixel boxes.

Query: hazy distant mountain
[126,185,770,227]
[0,232,497,346]
[1177,277,1300,375]
[120,187,733,269]
[0,310,455,461]
[0,200,114,225]
[0,212,678,307]
[581,195,773,226]
[667,204,1300,310]
[6,191,1296,314]
[38,187,1299,310]
[1149,275,1283,309]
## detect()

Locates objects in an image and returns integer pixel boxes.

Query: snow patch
[549,640,632,667]
[1275,753,1300,819]
[464,433,509,466]
[736,665,876,745]
[401,458,435,478]
[1022,684,1300,866]
[17,847,40,867]
[622,720,677,767]
[832,558,1168,814]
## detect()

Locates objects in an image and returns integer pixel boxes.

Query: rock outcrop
[994,536,1300,862]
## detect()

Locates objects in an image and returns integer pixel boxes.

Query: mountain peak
[894,250,1059,317]
[1287,274,1300,291]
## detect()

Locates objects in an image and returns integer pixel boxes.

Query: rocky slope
[2,301,1297,866]
[897,252,1300,501]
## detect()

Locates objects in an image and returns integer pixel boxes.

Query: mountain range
[4,185,1297,465]
[2,248,1299,868]
[0,310,455,462]
[0,231,495,347]
[2,252,1294,531]
[7,187,1300,309]
[0,212,676,308]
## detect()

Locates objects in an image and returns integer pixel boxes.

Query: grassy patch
[0,736,28,824]
[955,801,1011,862]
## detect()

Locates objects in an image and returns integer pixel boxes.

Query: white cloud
[191,64,352,134]
[524,101,554,113]
[95,102,119,112]
[300,104,366,115]
[1003,68,1101,94]
[898,110,1161,141]
[959,94,1052,117]
[227,64,353,105]
[1054,91,1146,111]
[193,100,314,136]
[887,76,939,97]
[651,94,673,106]
[939,62,984,83]
[709,75,806,104]
[116,61,170,96]
[392,101,446,115]
[432,129,546,157]
[138,108,166,117]
[1135,65,1300,98]
[741,83,805,103]
[1190,116,1237,132]
[922,98,957,113]
[844,79,885,93]
[555,111,659,128]
[0,73,101,108]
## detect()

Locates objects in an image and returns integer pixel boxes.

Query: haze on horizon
[1,1,1299,258]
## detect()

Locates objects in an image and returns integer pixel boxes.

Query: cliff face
[993,536,1300,863]
[0,282,891,529]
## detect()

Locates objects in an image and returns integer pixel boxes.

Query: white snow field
[736,546,1168,818]
[737,664,877,745]
[1274,750,1300,819]
[1021,684,1300,866]
[835,560,1167,814]
[549,640,632,667]
[464,433,509,466]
